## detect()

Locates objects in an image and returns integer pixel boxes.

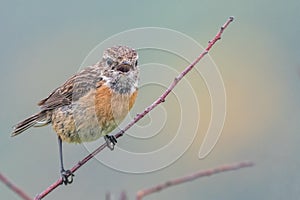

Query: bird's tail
[12,111,50,137]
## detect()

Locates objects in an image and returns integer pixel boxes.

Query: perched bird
[12,46,139,184]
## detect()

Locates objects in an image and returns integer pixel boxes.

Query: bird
[12,45,139,184]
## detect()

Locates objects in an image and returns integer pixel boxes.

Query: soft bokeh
[1,1,299,199]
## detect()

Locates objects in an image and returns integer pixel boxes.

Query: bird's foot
[60,169,74,185]
[105,135,117,150]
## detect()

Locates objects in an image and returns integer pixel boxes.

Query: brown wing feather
[38,75,75,110]
[38,66,103,111]
[12,64,103,136]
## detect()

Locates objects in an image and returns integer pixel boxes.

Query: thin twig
[0,172,32,200]
[115,16,234,139]
[136,161,253,200]
[34,16,234,199]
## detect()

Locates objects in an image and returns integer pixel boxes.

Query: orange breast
[95,83,137,130]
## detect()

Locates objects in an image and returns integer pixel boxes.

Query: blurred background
[1,0,300,199]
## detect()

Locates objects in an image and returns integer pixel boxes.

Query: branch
[0,172,32,200]
[34,16,235,199]
[136,161,254,200]
[116,16,234,137]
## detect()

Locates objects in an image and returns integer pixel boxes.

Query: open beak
[116,63,132,73]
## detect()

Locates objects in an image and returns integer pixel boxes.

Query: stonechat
[12,46,139,184]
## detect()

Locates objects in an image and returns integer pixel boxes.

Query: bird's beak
[116,63,132,73]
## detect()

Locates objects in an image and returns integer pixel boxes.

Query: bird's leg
[58,136,74,185]
[104,135,117,150]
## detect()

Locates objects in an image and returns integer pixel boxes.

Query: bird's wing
[38,66,103,110]
[38,74,75,110]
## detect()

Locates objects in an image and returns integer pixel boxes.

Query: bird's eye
[106,58,113,66]
[135,60,138,66]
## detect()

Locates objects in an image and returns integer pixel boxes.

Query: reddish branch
[116,16,234,137]
[136,161,254,200]
[0,172,32,200]
[34,16,235,199]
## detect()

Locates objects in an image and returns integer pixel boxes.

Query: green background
[1,0,299,199]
